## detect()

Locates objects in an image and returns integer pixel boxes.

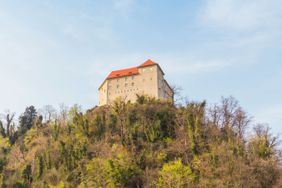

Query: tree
[0,122,5,138]
[18,106,37,136]
[40,105,57,122]
[248,124,280,159]
[0,111,15,138]
[157,159,195,188]
[170,85,182,104]
[0,97,281,187]
[58,103,69,126]
[22,164,32,186]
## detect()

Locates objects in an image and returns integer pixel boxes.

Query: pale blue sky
[0,0,281,135]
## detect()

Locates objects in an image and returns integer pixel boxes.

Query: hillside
[0,96,281,187]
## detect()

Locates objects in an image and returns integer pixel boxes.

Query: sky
[0,0,281,135]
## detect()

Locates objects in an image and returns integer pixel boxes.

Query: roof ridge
[106,59,158,79]
[138,59,157,67]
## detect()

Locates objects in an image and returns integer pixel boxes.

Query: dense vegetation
[0,96,281,187]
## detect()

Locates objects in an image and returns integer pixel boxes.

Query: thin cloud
[195,0,282,70]
[199,0,282,31]
[159,57,233,75]
[113,0,136,16]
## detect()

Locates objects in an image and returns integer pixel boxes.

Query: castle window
[117,85,119,89]
[132,76,134,80]
[131,82,134,86]
[125,83,128,87]
[150,77,152,80]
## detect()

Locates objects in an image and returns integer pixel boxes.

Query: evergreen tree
[18,106,37,136]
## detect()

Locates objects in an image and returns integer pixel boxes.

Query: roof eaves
[107,72,139,79]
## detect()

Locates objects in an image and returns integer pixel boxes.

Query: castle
[98,59,174,106]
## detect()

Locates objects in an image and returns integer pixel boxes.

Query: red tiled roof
[106,59,158,80]
[107,67,139,79]
[138,59,157,67]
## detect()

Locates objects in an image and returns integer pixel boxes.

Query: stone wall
[99,64,173,105]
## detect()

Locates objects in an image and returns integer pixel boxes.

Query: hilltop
[0,96,281,187]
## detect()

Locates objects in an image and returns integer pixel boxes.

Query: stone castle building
[98,59,174,106]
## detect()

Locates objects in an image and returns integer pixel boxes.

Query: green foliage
[81,158,115,188]
[248,125,277,159]
[22,164,33,186]
[23,128,37,146]
[37,155,44,178]
[80,144,139,187]
[18,106,37,136]
[0,136,11,151]
[49,181,65,188]
[0,97,280,187]
[157,159,195,188]
[0,121,6,138]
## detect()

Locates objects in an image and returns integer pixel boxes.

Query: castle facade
[99,59,174,106]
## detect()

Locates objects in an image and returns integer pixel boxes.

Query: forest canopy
[0,96,281,187]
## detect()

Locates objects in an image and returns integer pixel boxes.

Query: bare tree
[249,124,281,160]
[170,84,183,105]
[58,103,69,126]
[40,105,57,122]
[221,96,238,128]
[233,107,251,139]
[59,103,68,121]
[0,110,16,137]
